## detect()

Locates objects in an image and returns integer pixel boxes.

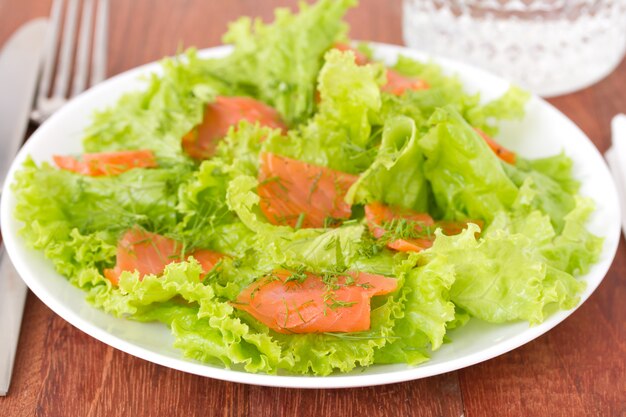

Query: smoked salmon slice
[103,227,224,285]
[257,152,359,228]
[53,150,157,176]
[382,69,430,96]
[182,96,286,159]
[233,269,398,333]
[474,128,517,164]
[365,202,483,253]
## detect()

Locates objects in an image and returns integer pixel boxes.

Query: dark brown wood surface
[1,1,625,416]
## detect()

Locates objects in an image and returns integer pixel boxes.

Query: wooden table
[1,1,625,415]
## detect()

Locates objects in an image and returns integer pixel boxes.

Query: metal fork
[0,0,109,397]
[31,0,109,124]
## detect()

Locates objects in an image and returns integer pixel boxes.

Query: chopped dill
[148,237,169,264]
[265,272,283,283]
[201,258,224,285]
[306,170,323,203]
[323,292,357,310]
[282,298,290,328]
[321,271,342,290]
[249,285,261,301]
[294,212,306,230]
[295,306,307,323]
[372,218,435,249]
[334,236,346,271]
[323,236,338,251]
[331,175,344,211]
[284,266,308,284]
[272,213,301,226]
[322,331,398,341]
[344,274,355,286]
[381,218,433,240]
[323,216,343,228]
[258,175,286,190]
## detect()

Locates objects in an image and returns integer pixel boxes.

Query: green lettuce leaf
[465,86,530,136]
[346,115,429,211]
[313,49,383,149]
[541,197,603,276]
[215,121,282,177]
[217,0,356,126]
[521,153,579,195]
[428,224,585,324]
[226,174,367,270]
[392,55,460,90]
[175,157,255,255]
[265,49,385,173]
[419,106,518,221]
[13,158,187,236]
[83,50,221,165]
[88,260,286,373]
[375,254,456,365]
[504,166,575,231]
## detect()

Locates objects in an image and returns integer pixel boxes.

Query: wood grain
[0,0,625,416]
[2,295,464,417]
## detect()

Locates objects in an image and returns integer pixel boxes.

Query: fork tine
[90,0,108,86]
[52,0,79,98]
[36,0,64,104]
[70,0,94,97]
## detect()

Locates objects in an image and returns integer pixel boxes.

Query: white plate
[0,43,620,388]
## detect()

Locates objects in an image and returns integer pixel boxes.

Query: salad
[12,0,603,376]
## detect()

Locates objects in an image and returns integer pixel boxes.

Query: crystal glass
[403,0,626,97]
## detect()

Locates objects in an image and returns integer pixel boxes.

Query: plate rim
[0,42,621,389]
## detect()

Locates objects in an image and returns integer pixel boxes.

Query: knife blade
[605,114,626,239]
[0,19,48,188]
[0,18,48,396]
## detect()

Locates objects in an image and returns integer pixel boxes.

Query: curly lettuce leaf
[88,260,286,373]
[392,55,461,91]
[175,158,254,255]
[313,49,384,149]
[83,51,222,165]
[540,197,603,276]
[429,224,585,324]
[419,106,518,221]
[175,160,234,243]
[465,86,530,136]
[226,174,367,270]
[346,115,430,211]
[521,153,580,195]
[386,56,528,136]
[217,0,356,126]
[265,49,385,173]
[505,167,575,231]
[215,121,283,177]
[375,254,456,365]
[13,158,187,236]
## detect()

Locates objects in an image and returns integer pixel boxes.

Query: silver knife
[0,18,48,396]
[605,114,626,239]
